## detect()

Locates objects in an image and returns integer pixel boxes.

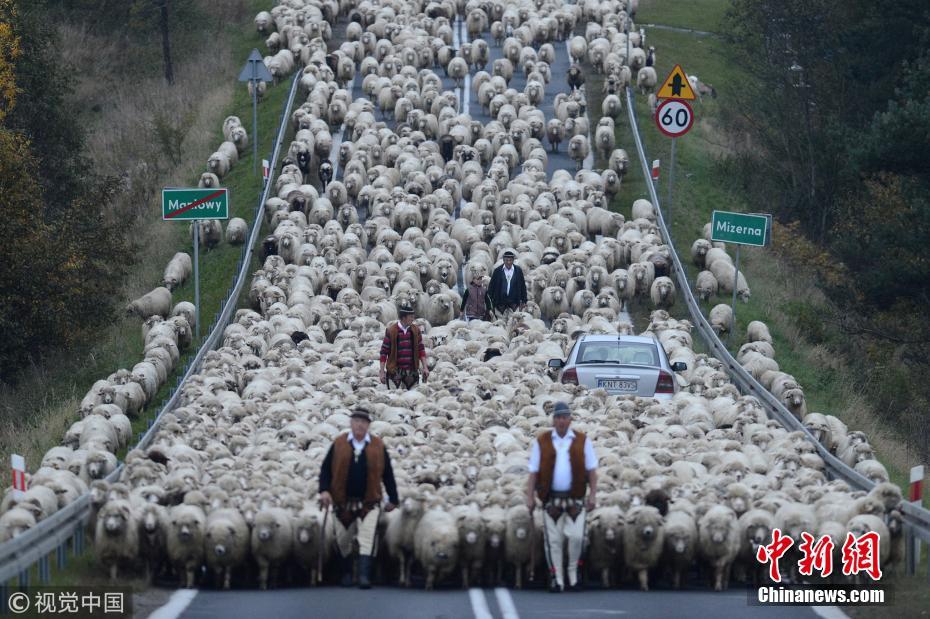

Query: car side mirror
[548,358,564,369]
[672,362,688,372]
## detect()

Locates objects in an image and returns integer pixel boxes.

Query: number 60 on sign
[655,99,694,138]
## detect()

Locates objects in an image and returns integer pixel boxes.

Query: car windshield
[576,341,658,365]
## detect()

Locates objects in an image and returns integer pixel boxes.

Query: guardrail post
[74,527,84,555]
[0,583,7,613]
[38,555,49,584]
[57,542,67,570]
[18,569,27,587]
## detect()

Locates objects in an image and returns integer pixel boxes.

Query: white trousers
[544,508,586,587]
[333,507,381,557]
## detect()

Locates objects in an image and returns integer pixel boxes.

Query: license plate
[598,379,637,392]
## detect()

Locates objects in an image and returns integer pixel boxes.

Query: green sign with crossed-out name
[711,210,771,247]
[162,188,229,220]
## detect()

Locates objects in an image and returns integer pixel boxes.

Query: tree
[0,0,21,123]
[3,0,89,210]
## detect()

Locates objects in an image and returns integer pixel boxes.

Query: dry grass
[0,0,250,472]
[738,246,918,477]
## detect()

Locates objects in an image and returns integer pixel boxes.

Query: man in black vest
[526,402,598,592]
[319,408,399,588]
[487,249,528,316]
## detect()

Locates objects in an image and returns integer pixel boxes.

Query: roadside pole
[192,221,200,341]
[162,187,230,343]
[729,244,739,343]
[710,210,772,345]
[668,137,676,232]
[238,50,273,175]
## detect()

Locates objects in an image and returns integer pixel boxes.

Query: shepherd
[318,407,399,589]
[526,402,598,592]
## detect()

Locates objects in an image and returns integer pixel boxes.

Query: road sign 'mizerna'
[656,64,697,101]
[162,188,229,220]
[711,210,771,246]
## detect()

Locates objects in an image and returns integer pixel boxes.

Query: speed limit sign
[655,99,694,138]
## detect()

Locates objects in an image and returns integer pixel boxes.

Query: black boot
[358,555,372,589]
[340,555,354,587]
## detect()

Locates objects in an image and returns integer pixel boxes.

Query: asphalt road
[143,585,839,619]
[139,14,842,619]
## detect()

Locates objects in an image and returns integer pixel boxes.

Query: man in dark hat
[526,402,598,592]
[488,249,528,316]
[319,407,398,589]
[378,304,429,389]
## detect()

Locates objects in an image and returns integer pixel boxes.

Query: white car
[548,334,687,400]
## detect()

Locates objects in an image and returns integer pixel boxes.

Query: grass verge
[1,0,293,589]
[612,0,930,610]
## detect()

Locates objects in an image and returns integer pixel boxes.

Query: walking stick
[528,503,538,582]
[318,504,330,584]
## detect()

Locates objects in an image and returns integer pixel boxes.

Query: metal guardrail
[0,69,302,589]
[623,86,930,572]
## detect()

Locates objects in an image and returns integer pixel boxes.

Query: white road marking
[462,18,471,113]
[495,587,520,619]
[469,588,494,619]
[811,607,850,619]
[147,589,198,619]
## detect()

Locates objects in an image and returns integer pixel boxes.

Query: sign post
[911,465,925,570]
[163,188,230,341]
[238,50,273,175]
[655,67,696,232]
[711,210,771,342]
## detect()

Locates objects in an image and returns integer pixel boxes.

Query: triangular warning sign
[656,64,696,100]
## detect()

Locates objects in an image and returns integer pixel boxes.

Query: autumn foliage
[0,0,134,383]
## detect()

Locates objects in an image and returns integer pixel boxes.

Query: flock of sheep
[0,0,906,595]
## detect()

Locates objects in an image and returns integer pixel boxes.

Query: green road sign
[711,210,771,247]
[162,188,229,220]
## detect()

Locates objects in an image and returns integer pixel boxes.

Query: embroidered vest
[535,430,587,502]
[330,433,384,505]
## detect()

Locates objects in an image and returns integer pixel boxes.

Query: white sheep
[709,304,733,335]
[662,509,697,589]
[205,508,250,590]
[695,271,718,302]
[504,504,533,589]
[126,287,172,320]
[746,320,773,344]
[166,503,206,588]
[163,252,192,291]
[587,505,624,588]
[698,505,740,591]
[623,505,664,591]
[94,500,138,583]
[650,276,676,309]
[414,508,460,590]
[251,506,293,590]
[226,217,248,245]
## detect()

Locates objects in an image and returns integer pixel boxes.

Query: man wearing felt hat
[379,303,429,389]
[488,249,528,316]
[319,406,399,589]
[526,401,598,592]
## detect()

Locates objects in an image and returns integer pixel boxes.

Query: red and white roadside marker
[912,465,925,564]
[651,159,660,181]
[262,159,270,182]
[911,465,924,503]
[11,454,27,500]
